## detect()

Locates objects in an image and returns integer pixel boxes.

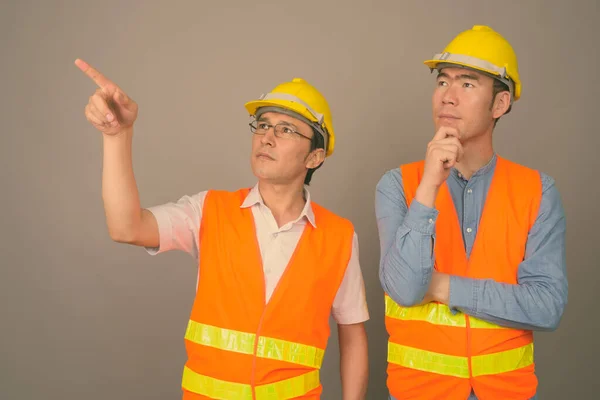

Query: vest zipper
[466,315,473,382]
[248,221,309,399]
[251,311,266,400]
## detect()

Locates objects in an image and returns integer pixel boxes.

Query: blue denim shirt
[376,154,567,400]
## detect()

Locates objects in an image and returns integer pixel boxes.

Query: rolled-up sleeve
[449,174,568,331]
[375,169,438,307]
[332,232,370,325]
[144,191,207,260]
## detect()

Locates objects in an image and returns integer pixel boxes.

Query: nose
[260,126,276,147]
[442,84,458,106]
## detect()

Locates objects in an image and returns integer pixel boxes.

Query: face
[432,67,509,141]
[250,112,324,185]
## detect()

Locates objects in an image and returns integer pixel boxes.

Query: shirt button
[428,218,434,224]
[467,188,473,194]
[466,227,473,233]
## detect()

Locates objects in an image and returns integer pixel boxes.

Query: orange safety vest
[385,156,542,400]
[181,188,354,400]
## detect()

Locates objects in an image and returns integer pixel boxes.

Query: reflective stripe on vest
[388,342,534,378]
[386,296,534,377]
[385,295,507,329]
[185,320,325,369]
[182,366,320,400]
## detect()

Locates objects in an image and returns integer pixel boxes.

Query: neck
[455,131,494,180]
[257,180,307,227]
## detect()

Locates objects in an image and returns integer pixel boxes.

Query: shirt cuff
[402,200,439,235]
[144,207,173,255]
[449,275,480,314]
[333,307,370,325]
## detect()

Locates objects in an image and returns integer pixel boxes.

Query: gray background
[2,0,598,399]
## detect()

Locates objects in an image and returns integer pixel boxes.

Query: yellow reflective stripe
[472,343,534,376]
[385,296,465,327]
[388,342,470,378]
[185,320,255,355]
[255,336,324,368]
[182,367,319,400]
[182,366,252,400]
[384,295,505,329]
[388,342,534,378]
[185,320,324,368]
[255,370,320,400]
[468,316,507,329]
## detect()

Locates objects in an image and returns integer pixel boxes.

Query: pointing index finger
[74,58,116,91]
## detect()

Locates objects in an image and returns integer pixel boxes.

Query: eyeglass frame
[249,120,313,142]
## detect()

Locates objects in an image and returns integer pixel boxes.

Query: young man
[375,26,568,400]
[75,59,369,400]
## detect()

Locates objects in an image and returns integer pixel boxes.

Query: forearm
[376,170,440,306]
[448,176,568,331]
[338,323,368,400]
[414,180,440,209]
[449,276,566,331]
[379,201,437,306]
[101,127,144,242]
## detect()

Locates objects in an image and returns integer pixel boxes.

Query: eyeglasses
[249,121,312,142]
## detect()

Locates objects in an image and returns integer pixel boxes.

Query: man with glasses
[75,58,369,400]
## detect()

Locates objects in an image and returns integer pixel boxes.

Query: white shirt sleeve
[331,232,370,325]
[144,191,208,261]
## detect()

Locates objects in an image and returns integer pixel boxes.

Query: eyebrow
[437,71,480,81]
[257,117,298,130]
[277,121,298,130]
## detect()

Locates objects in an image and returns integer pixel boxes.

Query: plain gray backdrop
[2,0,598,399]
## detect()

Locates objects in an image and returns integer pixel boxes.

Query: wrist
[432,272,451,304]
[103,125,134,140]
[102,127,134,155]
[415,181,440,209]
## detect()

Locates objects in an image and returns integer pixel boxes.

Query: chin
[436,119,460,129]
[251,166,275,181]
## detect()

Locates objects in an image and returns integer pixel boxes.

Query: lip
[438,114,460,119]
[256,152,275,160]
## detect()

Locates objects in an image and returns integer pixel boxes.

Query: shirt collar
[240,183,317,228]
[451,153,497,181]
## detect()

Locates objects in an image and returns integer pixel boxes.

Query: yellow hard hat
[424,25,521,101]
[245,78,335,156]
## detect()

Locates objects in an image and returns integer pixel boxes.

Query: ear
[306,148,325,169]
[492,91,511,119]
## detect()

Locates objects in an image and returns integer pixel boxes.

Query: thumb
[113,90,130,108]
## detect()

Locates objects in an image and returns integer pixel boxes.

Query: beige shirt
[146,184,369,325]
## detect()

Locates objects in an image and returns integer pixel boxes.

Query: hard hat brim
[245,99,319,126]
[424,59,502,80]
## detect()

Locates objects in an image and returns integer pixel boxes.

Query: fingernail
[106,113,114,122]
